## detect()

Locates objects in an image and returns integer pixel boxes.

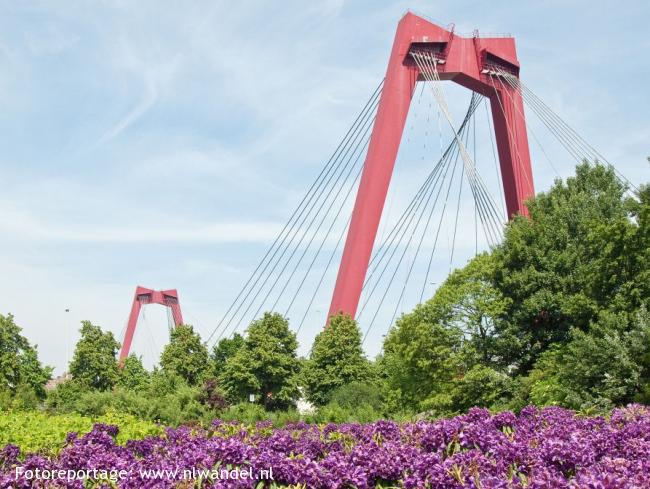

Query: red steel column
[327,17,419,320]
[119,289,143,362]
[169,303,184,325]
[489,85,534,218]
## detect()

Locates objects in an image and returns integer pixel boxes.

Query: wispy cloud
[96,35,180,145]
[0,206,283,244]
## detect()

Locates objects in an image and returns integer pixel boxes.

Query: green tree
[492,163,643,372]
[117,354,150,390]
[382,304,463,414]
[451,365,514,412]
[380,162,649,413]
[211,333,244,377]
[583,182,650,316]
[159,325,210,386]
[0,313,51,398]
[434,253,511,367]
[522,308,650,410]
[303,313,371,406]
[381,253,509,414]
[220,313,300,410]
[69,321,120,391]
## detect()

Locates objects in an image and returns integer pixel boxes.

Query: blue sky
[1,0,648,374]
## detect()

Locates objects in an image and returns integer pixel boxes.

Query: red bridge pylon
[119,286,183,362]
[328,12,535,321]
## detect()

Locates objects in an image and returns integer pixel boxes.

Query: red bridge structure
[119,286,183,362]
[328,12,534,320]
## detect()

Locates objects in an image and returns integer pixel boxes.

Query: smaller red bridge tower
[119,286,184,362]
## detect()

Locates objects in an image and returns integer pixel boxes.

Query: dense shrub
[329,381,383,411]
[199,378,229,411]
[308,401,383,424]
[0,410,161,456]
[218,402,302,426]
[46,372,229,427]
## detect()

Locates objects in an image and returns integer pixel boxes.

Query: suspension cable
[207,80,383,344]
[385,118,471,333]
[363,91,482,291]
[268,137,369,314]
[360,94,481,331]
[295,214,351,333]
[225,105,378,337]
[413,52,505,243]
[364,138,462,341]
[495,69,637,192]
[419,106,475,302]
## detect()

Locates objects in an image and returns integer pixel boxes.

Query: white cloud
[0,205,283,243]
[96,29,181,144]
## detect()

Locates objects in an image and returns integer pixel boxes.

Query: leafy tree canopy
[493,163,648,372]
[303,313,372,406]
[159,324,210,387]
[211,333,244,377]
[0,313,51,398]
[220,313,300,411]
[382,162,650,414]
[69,321,120,391]
[522,308,650,410]
[117,354,150,391]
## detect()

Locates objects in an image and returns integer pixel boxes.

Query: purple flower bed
[2,405,649,488]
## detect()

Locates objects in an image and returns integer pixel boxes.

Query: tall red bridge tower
[119,286,184,362]
[328,12,534,321]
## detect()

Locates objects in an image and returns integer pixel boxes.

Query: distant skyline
[1,0,648,374]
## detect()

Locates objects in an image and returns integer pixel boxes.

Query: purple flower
[2,405,649,488]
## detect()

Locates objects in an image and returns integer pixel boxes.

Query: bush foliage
[0,410,161,456]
